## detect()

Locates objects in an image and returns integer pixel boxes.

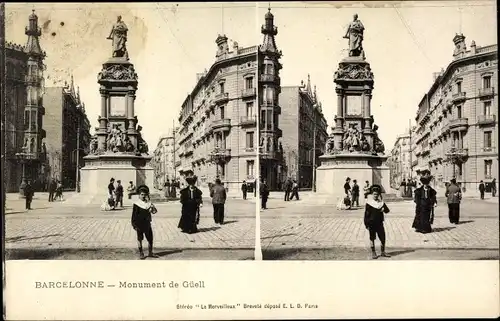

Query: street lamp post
[15,150,32,197]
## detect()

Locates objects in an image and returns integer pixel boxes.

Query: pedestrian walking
[364,185,391,259]
[445,178,462,224]
[344,177,351,196]
[131,185,159,259]
[24,180,34,210]
[210,178,227,225]
[115,180,124,208]
[492,178,497,197]
[351,179,360,207]
[412,171,437,234]
[284,178,292,201]
[48,178,57,202]
[55,180,63,201]
[241,180,248,200]
[253,179,257,198]
[479,180,485,200]
[260,179,270,210]
[290,179,299,200]
[178,173,203,234]
[107,178,116,210]
[363,180,371,199]
[164,179,171,198]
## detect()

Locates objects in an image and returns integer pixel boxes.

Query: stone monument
[316,14,391,202]
[80,16,154,195]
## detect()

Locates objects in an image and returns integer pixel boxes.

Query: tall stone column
[97,89,108,151]
[363,86,372,129]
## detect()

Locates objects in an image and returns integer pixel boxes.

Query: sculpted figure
[343,14,365,58]
[90,136,98,154]
[107,15,129,60]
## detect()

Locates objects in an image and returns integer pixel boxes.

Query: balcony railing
[477,114,496,125]
[448,117,469,130]
[446,147,469,158]
[240,115,257,126]
[452,92,467,103]
[211,118,231,131]
[241,88,256,98]
[214,92,229,104]
[478,87,495,98]
[482,146,496,153]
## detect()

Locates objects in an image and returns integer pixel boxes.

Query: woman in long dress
[178,175,203,234]
[131,185,159,259]
[412,173,437,234]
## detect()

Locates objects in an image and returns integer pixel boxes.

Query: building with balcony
[43,77,91,189]
[258,8,283,190]
[389,127,416,188]
[4,10,47,192]
[413,33,498,190]
[279,75,328,189]
[176,35,258,193]
[152,129,178,190]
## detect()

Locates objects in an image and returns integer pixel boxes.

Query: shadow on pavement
[155,249,184,257]
[197,226,221,233]
[386,249,416,257]
[6,234,63,243]
[457,220,474,225]
[261,233,297,240]
[222,220,238,225]
[4,211,26,215]
[433,226,456,233]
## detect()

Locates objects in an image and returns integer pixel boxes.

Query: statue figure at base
[372,124,385,154]
[136,125,149,154]
[89,135,98,154]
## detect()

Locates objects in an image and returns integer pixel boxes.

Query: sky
[5,1,497,150]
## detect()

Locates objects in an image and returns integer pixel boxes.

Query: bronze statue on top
[343,14,365,58]
[107,15,129,60]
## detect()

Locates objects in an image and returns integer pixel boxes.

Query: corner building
[258,8,283,190]
[176,36,258,194]
[413,34,498,191]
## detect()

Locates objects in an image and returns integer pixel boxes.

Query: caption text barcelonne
[35,280,206,289]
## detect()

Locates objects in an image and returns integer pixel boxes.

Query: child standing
[364,185,391,259]
[131,185,159,259]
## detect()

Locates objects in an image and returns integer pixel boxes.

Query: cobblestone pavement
[260,197,499,250]
[5,198,257,251]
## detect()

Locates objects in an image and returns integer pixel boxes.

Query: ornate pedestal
[316,153,390,205]
[80,154,154,197]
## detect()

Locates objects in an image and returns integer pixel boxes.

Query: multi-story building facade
[4,10,47,192]
[44,78,91,189]
[390,128,415,188]
[1,2,5,205]
[413,34,498,191]
[279,76,328,189]
[152,130,177,190]
[258,8,283,190]
[176,35,258,193]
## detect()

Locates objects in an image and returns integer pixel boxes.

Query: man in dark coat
[492,178,497,197]
[24,180,34,210]
[445,178,462,224]
[412,171,437,234]
[479,180,485,200]
[115,180,124,208]
[164,179,171,198]
[210,178,227,225]
[284,178,292,201]
[351,179,360,207]
[178,173,203,234]
[290,179,300,201]
[48,178,57,202]
[241,180,248,200]
[260,179,270,210]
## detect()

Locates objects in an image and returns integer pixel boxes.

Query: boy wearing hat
[131,185,158,259]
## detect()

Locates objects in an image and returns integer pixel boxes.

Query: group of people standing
[105,178,125,210]
[163,179,180,199]
[283,178,300,202]
[47,179,64,202]
[340,177,371,210]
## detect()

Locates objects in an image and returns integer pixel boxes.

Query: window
[485,160,493,178]
[265,63,274,75]
[246,160,255,177]
[483,76,492,89]
[246,132,254,148]
[456,81,462,93]
[484,101,492,115]
[267,110,272,130]
[220,106,225,119]
[484,131,492,149]
[245,77,253,89]
[219,82,225,94]
[24,110,29,130]
[456,105,462,118]
[260,110,265,129]
[246,102,254,117]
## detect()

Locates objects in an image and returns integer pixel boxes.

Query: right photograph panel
[258,1,499,261]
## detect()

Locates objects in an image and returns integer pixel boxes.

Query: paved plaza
[4,191,499,260]
[260,193,499,252]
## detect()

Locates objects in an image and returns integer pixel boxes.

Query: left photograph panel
[3,2,259,260]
